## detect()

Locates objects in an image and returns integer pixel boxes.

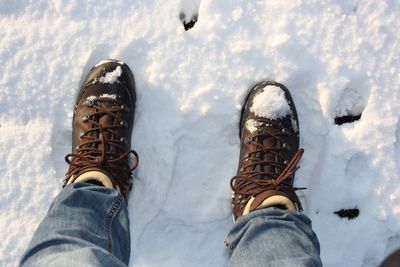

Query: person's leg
[225,208,321,267]
[20,59,139,266]
[20,183,130,267]
[227,81,322,267]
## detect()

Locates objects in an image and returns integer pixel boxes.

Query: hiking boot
[64,59,139,200]
[230,81,304,221]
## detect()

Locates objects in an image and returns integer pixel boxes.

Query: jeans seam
[105,195,123,253]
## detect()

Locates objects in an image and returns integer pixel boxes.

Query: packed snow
[250,85,291,119]
[245,119,263,134]
[1,0,400,267]
[98,66,123,84]
[87,94,118,101]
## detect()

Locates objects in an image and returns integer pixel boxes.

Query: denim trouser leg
[225,207,322,267]
[20,183,130,267]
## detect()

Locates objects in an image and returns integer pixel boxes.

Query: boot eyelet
[75,146,79,150]
[245,136,253,144]
[284,160,289,165]
[120,121,128,128]
[240,167,244,172]
[79,131,84,138]
[120,137,128,144]
[86,100,94,107]
[282,143,290,150]
[121,104,130,112]
[82,115,89,122]
[282,128,289,135]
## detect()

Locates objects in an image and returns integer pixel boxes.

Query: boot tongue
[252,134,279,179]
[98,100,116,154]
[85,98,117,155]
[98,101,115,126]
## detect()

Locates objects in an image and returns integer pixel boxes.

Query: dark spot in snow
[179,12,198,31]
[334,208,360,220]
[334,114,362,125]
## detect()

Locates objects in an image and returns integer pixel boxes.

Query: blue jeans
[20,183,322,267]
[20,183,130,267]
[225,208,322,267]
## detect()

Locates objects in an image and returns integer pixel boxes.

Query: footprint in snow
[334,86,367,125]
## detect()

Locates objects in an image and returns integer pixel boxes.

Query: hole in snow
[334,208,360,220]
[334,84,367,126]
[179,12,198,31]
[334,114,362,125]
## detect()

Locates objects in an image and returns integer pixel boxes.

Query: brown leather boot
[231,81,304,221]
[64,59,139,200]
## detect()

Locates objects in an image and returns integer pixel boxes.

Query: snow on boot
[64,59,139,200]
[230,81,304,221]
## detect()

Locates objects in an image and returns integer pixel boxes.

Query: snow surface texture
[1,0,400,266]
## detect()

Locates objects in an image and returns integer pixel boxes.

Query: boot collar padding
[67,171,117,191]
[242,195,298,216]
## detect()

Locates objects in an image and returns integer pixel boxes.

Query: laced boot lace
[64,97,138,198]
[230,121,304,211]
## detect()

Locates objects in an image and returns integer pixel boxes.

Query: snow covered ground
[1,0,400,266]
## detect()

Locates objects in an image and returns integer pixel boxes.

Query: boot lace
[230,121,304,199]
[64,97,138,196]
